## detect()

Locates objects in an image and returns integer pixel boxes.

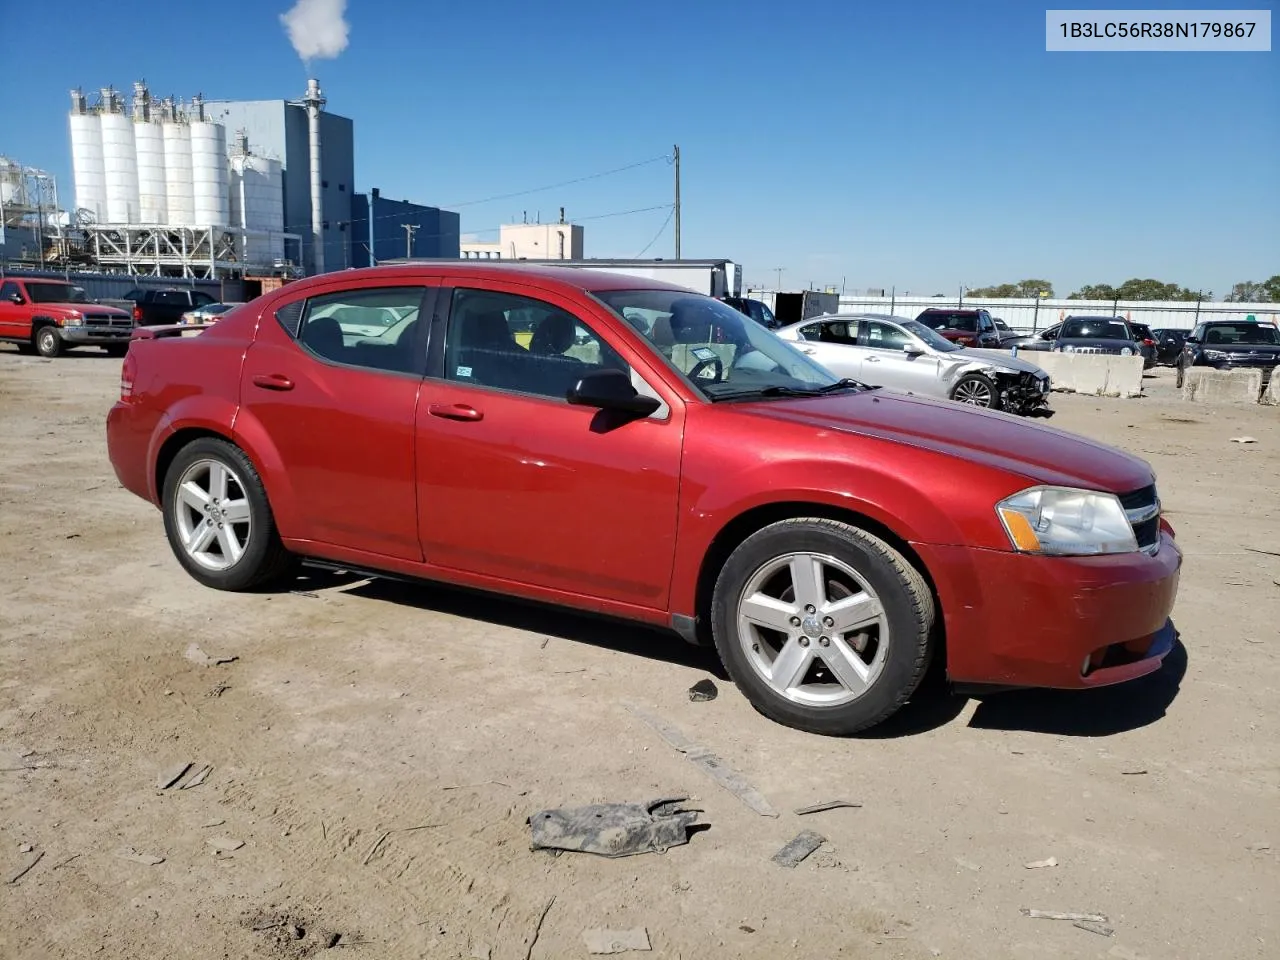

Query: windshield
[1061,319,1131,340]
[27,282,88,304]
[1203,324,1280,345]
[593,289,847,401]
[918,311,977,333]
[899,318,962,352]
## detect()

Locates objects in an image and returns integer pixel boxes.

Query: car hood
[735,389,1154,492]
[958,349,1047,375]
[38,301,130,315]
[1200,342,1280,354]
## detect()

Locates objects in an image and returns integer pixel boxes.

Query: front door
[0,281,25,339]
[858,319,941,394]
[237,278,435,561]
[415,280,684,611]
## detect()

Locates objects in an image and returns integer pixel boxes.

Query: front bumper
[60,324,134,344]
[916,529,1182,689]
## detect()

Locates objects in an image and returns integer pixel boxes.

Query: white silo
[132,82,168,224]
[68,89,107,222]
[162,103,195,225]
[99,87,139,223]
[189,95,229,227]
[231,136,285,265]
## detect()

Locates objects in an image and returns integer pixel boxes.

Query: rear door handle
[866,356,880,363]
[252,373,294,391]
[428,403,484,422]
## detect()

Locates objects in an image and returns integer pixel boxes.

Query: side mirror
[567,368,662,416]
[902,342,925,356]
[1184,336,1199,344]
[8,293,23,305]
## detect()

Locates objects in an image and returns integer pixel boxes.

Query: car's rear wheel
[161,437,293,591]
[950,372,998,408]
[35,327,62,358]
[710,518,935,735]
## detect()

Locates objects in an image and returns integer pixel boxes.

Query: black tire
[950,372,998,408]
[35,326,62,358]
[104,344,128,358]
[161,437,294,591]
[710,518,936,736]
[15,343,35,355]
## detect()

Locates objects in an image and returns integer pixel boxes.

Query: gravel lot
[1,352,1277,960]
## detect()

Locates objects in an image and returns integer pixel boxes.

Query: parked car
[106,263,1181,736]
[720,296,780,330]
[1151,328,1187,366]
[1000,322,1061,352]
[1050,317,1144,358]
[1175,319,1280,388]
[914,307,1003,348]
[776,312,1051,415]
[102,287,220,326]
[0,277,133,357]
[181,301,245,325]
[993,317,1014,340]
[1125,321,1158,368]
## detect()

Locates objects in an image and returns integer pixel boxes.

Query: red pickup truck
[0,277,134,358]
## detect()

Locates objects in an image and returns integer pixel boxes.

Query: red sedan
[106,263,1181,735]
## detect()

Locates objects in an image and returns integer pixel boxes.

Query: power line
[635,206,675,258]
[441,154,673,210]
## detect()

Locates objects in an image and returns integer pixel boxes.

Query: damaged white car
[776,313,1052,415]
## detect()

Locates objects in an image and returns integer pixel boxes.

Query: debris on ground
[582,927,652,954]
[1021,909,1108,922]
[1230,436,1258,444]
[180,765,213,789]
[202,819,226,828]
[206,837,245,853]
[953,857,981,872]
[157,761,193,790]
[468,944,492,960]
[626,704,779,817]
[1074,920,1116,936]
[1246,841,1271,852]
[687,678,718,702]
[772,830,826,868]
[7,850,44,884]
[529,797,701,858]
[794,799,861,816]
[539,638,550,650]
[184,643,238,667]
[115,848,165,866]
[1121,768,1149,776]
[1024,857,1059,869]
[18,844,33,854]
[290,590,320,598]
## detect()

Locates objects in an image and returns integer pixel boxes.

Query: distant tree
[965,279,1054,299]
[1263,275,1280,302]
[1068,279,1205,301]
[1225,281,1267,302]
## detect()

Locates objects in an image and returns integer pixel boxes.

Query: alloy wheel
[171,458,253,571]
[953,379,993,405]
[735,552,889,708]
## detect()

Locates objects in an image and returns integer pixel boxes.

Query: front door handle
[800,347,815,354]
[866,356,880,363]
[252,373,294,391]
[429,403,484,422]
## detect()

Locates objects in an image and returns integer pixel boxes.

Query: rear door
[793,320,865,379]
[237,277,437,560]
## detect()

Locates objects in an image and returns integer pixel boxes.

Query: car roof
[305,261,699,295]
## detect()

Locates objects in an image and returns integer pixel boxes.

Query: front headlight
[996,486,1137,556]
[1120,347,1133,355]
[61,315,83,327]
[1203,349,1229,361]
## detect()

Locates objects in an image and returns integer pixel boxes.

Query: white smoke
[280,0,350,62]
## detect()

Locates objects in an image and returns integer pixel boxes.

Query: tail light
[120,351,137,400]
[1143,338,1155,346]
[132,304,142,322]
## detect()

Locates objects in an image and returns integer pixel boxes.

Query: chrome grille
[84,314,132,328]
[1119,484,1160,554]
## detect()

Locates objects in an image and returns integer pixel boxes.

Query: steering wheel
[689,354,724,382]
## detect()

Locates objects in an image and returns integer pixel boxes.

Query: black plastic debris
[688,679,718,702]
[528,797,702,858]
[772,829,826,867]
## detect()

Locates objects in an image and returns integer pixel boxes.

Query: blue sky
[2,0,1276,296]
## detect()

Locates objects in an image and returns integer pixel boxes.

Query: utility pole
[672,144,681,260]
[774,267,784,291]
[401,223,418,260]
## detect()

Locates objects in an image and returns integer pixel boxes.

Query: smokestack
[303,77,325,274]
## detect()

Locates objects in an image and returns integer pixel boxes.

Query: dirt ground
[1,352,1277,960]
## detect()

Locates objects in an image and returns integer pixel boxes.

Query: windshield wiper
[710,379,875,402]
[815,378,875,394]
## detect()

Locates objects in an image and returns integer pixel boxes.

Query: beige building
[460,221,584,260]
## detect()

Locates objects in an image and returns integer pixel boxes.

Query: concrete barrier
[1182,368,1263,404]
[1261,373,1280,406]
[972,349,1144,398]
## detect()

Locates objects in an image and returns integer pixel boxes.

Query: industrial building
[460,214,585,260]
[59,79,458,279]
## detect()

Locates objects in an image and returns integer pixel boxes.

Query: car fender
[145,395,242,501]
[668,452,989,615]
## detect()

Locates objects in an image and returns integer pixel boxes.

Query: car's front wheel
[950,372,998,408]
[710,519,935,736]
[161,437,293,591]
[35,327,63,358]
